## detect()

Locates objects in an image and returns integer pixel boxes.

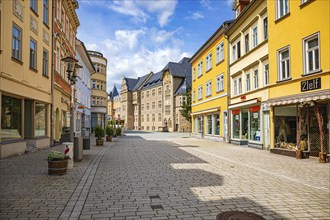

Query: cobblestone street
[0,131,329,220]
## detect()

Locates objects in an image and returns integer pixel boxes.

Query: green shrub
[94,125,105,139]
[116,127,122,136]
[105,126,115,136]
[48,151,70,161]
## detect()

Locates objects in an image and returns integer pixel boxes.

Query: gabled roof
[162,57,191,78]
[133,73,153,91]
[174,78,191,96]
[141,71,163,90]
[124,78,139,91]
[109,85,119,99]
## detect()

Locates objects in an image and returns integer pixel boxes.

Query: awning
[228,98,260,109]
[262,89,330,107]
[191,107,220,116]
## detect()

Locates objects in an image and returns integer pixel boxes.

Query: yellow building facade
[190,21,232,141]
[266,0,330,156]
[227,0,269,149]
[0,0,52,158]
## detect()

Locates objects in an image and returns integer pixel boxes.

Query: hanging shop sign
[232,109,240,115]
[301,78,321,92]
[249,105,260,112]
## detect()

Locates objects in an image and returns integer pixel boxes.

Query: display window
[274,105,297,150]
[249,106,260,141]
[214,114,220,135]
[241,110,248,139]
[232,109,240,139]
[1,95,22,140]
[35,103,46,136]
[207,115,212,135]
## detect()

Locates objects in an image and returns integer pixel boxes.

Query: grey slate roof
[174,78,191,96]
[133,73,152,91]
[162,57,191,78]
[141,71,163,90]
[124,78,139,91]
[109,85,119,99]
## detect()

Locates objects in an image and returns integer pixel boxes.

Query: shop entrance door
[24,100,33,139]
[223,111,228,141]
[263,111,270,150]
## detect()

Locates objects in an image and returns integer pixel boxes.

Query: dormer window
[235,7,240,18]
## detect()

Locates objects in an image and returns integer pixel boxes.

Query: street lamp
[61,56,82,142]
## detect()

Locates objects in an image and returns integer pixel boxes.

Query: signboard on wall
[301,78,321,92]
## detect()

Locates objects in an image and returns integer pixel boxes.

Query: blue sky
[76,0,234,92]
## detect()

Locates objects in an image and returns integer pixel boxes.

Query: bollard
[74,137,83,162]
[63,142,73,169]
[83,137,90,150]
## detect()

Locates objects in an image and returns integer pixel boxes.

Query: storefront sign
[249,106,260,112]
[241,96,246,101]
[232,109,240,115]
[301,78,321,92]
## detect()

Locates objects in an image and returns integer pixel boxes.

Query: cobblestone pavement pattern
[0,131,329,220]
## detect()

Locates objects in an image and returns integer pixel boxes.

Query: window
[92,80,96,89]
[30,0,38,13]
[206,81,212,97]
[278,47,290,81]
[92,97,95,105]
[35,103,46,136]
[141,92,144,99]
[146,103,149,110]
[152,89,155,97]
[1,95,22,140]
[30,38,37,70]
[214,114,220,135]
[56,0,61,20]
[43,0,49,25]
[301,0,309,3]
[152,114,155,122]
[246,73,251,92]
[216,41,224,63]
[146,114,149,122]
[198,61,203,77]
[206,52,212,71]
[56,46,60,72]
[252,27,258,48]
[235,7,240,18]
[158,100,161,108]
[232,45,236,62]
[234,79,238,96]
[277,0,289,19]
[263,17,268,40]
[146,91,150,98]
[198,86,203,100]
[42,49,48,76]
[12,24,22,61]
[237,41,241,59]
[254,69,259,89]
[245,34,249,53]
[141,115,144,122]
[158,88,162,95]
[238,77,242,94]
[193,67,196,80]
[152,102,155,109]
[216,74,224,92]
[192,90,196,102]
[141,104,144,110]
[207,115,212,135]
[96,81,100,89]
[304,33,320,74]
[158,113,161,121]
[264,64,269,86]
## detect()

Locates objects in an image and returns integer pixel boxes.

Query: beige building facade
[88,51,108,130]
[0,0,53,158]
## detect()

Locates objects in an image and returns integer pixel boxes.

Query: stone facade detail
[30,15,38,35]
[13,0,23,21]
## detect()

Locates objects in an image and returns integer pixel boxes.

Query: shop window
[1,95,22,140]
[35,103,46,136]
[232,110,240,139]
[274,105,297,149]
[250,106,260,141]
[241,110,248,139]
[206,115,212,135]
[214,114,220,135]
[197,116,203,134]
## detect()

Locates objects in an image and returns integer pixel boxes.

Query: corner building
[227,0,269,149]
[0,0,52,158]
[266,0,330,156]
[190,21,233,141]
[88,51,108,130]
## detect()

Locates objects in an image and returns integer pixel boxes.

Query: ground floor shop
[191,108,228,142]
[75,107,91,137]
[229,98,269,149]
[267,97,330,157]
[0,92,51,158]
[91,113,106,130]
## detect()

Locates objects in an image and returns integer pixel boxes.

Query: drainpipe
[225,28,231,143]
[50,0,55,146]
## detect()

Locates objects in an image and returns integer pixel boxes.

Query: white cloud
[225,0,235,7]
[200,0,213,10]
[107,0,178,27]
[185,12,204,20]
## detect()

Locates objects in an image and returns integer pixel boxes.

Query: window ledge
[206,68,212,73]
[206,94,212,98]
[216,89,224,94]
[43,22,50,30]
[301,69,322,77]
[11,57,23,65]
[42,74,49,79]
[300,0,314,9]
[275,12,290,24]
[30,8,39,17]
[216,59,225,66]
[276,77,292,84]
[197,74,203,79]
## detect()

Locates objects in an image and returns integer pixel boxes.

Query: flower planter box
[48,160,68,175]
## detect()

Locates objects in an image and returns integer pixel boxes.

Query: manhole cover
[216,211,265,220]
[149,195,160,199]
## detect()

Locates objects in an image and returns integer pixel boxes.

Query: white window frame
[303,33,320,75]
[198,60,203,77]
[206,80,212,97]
[233,79,238,96]
[277,46,291,81]
[216,41,224,63]
[238,77,242,94]
[192,90,196,102]
[263,17,268,40]
[276,0,289,19]
[253,69,259,89]
[245,33,249,53]
[232,44,237,62]
[198,86,203,100]
[193,67,196,80]
[206,52,212,71]
[252,26,258,48]
[264,63,269,86]
[216,74,224,92]
[246,73,251,92]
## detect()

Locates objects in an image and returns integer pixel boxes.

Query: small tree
[180,92,192,122]
[94,125,105,140]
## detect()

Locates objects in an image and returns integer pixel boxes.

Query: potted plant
[47,151,70,175]
[94,125,105,146]
[105,126,114,141]
[116,127,122,136]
